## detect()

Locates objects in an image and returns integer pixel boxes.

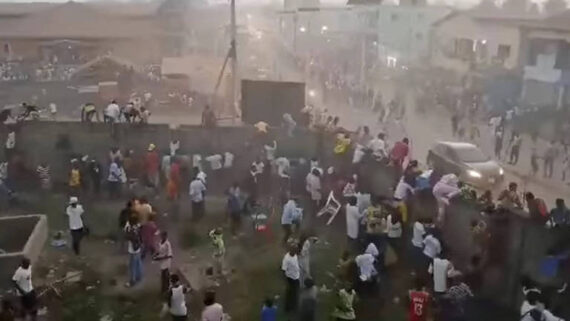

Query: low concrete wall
[1,121,323,187]
[0,214,48,290]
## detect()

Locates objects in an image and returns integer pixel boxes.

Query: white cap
[69,196,78,204]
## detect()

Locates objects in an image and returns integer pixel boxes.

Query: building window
[391,13,399,21]
[453,38,474,60]
[497,44,511,60]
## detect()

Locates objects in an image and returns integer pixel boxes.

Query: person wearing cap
[66,197,85,255]
[144,143,160,194]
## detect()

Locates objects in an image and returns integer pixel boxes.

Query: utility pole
[229,0,238,119]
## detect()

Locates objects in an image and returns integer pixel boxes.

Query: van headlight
[499,167,504,175]
[467,169,482,178]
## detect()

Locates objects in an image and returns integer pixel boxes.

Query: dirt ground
[0,186,421,321]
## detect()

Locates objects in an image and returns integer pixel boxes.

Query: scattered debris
[51,231,67,247]
[319,285,331,293]
[65,271,83,283]
[393,296,400,304]
[100,314,113,321]
[37,307,48,316]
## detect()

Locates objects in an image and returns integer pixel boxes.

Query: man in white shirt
[153,231,173,293]
[367,133,388,160]
[428,256,459,294]
[346,197,364,250]
[282,247,300,312]
[520,291,565,321]
[276,156,290,176]
[104,100,120,123]
[12,258,37,318]
[423,232,441,260]
[365,242,379,258]
[252,158,265,176]
[305,168,322,209]
[264,140,277,162]
[411,220,426,248]
[66,196,85,255]
[169,139,180,156]
[168,274,189,320]
[189,176,207,220]
[202,291,224,321]
[355,252,377,282]
[223,152,234,169]
[205,154,223,171]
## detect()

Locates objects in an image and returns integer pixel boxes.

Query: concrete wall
[2,121,320,185]
[0,214,48,290]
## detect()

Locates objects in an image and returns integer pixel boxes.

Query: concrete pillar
[557,85,565,110]
[520,80,527,103]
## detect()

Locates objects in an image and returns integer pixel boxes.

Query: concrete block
[0,214,48,290]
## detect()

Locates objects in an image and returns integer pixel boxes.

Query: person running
[408,278,430,321]
[66,196,85,256]
[543,141,557,179]
[509,132,522,165]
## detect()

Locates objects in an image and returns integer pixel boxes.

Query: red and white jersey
[409,290,429,321]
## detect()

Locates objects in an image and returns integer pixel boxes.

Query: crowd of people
[1,96,569,321]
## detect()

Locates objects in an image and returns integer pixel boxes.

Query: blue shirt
[261,306,277,321]
[281,200,300,225]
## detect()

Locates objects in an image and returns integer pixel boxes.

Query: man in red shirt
[408,278,430,321]
[391,138,409,171]
[144,143,160,193]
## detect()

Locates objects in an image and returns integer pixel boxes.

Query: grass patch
[179,225,206,249]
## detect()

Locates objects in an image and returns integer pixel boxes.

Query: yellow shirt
[69,169,80,187]
[334,136,351,154]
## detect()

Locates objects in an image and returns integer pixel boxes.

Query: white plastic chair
[317,191,341,225]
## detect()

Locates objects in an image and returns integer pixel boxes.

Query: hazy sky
[0,0,549,9]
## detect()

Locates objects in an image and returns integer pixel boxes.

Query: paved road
[241,14,570,206]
